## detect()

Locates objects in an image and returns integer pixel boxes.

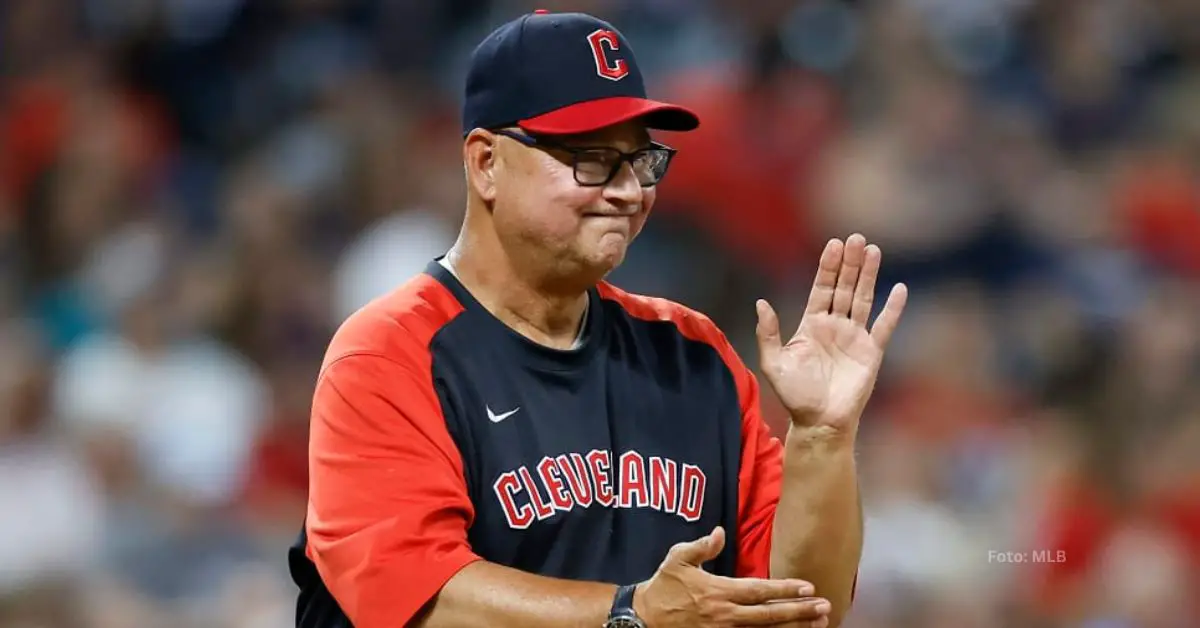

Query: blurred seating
[1,0,1197,626]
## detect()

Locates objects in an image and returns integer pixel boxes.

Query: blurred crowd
[2,0,1199,626]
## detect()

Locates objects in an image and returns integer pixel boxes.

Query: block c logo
[587,29,629,81]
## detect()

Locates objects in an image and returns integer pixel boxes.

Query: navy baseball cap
[462,10,700,136]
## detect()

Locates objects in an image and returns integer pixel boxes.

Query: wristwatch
[603,584,646,628]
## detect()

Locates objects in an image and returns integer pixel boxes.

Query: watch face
[605,619,645,628]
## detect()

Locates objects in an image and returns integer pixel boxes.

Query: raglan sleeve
[304,351,482,627]
[724,347,785,578]
[719,335,858,599]
[691,317,784,578]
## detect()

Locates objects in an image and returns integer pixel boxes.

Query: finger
[727,597,831,625]
[850,244,881,326]
[831,234,866,317]
[804,239,843,315]
[739,618,829,628]
[666,526,725,566]
[869,283,908,349]
[755,299,782,372]
[766,617,830,628]
[720,577,814,604]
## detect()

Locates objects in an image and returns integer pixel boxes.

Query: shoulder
[598,281,759,409]
[597,281,732,353]
[321,271,465,375]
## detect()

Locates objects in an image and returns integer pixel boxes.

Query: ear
[464,129,499,204]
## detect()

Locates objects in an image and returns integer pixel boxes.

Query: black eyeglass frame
[492,128,678,188]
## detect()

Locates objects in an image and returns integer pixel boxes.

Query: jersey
[288,260,785,628]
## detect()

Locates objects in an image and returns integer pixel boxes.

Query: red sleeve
[708,339,784,578]
[713,341,858,600]
[305,351,481,628]
[735,375,785,578]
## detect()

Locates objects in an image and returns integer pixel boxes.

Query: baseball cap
[462,10,700,136]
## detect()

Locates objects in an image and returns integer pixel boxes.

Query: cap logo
[587,29,629,82]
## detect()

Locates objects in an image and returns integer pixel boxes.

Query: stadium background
[1,0,1199,626]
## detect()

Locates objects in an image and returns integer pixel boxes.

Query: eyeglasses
[493,129,677,188]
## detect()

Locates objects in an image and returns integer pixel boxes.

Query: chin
[595,242,630,271]
[573,250,625,283]
[565,231,634,282]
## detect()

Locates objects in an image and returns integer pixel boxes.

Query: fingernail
[798,583,814,597]
[815,600,832,614]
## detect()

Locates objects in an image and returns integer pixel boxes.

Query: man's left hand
[754,234,907,438]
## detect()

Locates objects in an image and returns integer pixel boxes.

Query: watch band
[604,583,643,627]
[609,584,637,616]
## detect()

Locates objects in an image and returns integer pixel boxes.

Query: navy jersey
[289,260,784,627]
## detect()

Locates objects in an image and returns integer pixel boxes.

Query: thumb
[667,526,726,567]
[755,299,782,369]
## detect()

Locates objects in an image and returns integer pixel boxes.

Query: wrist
[785,424,857,451]
[631,581,650,624]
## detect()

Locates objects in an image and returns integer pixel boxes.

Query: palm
[756,235,907,433]
[772,314,880,421]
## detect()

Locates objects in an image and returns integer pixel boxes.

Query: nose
[602,161,644,209]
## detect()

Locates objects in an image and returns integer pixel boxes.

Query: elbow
[825,577,857,628]
[827,601,852,628]
[766,560,856,628]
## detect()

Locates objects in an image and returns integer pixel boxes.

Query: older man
[289,10,906,628]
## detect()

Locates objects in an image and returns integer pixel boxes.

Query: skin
[445,120,656,350]
[414,118,907,628]
[755,235,908,628]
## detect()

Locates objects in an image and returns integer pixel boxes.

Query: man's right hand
[633,527,832,627]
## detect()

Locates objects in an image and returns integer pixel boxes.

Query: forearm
[769,426,862,627]
[413,560,617,628]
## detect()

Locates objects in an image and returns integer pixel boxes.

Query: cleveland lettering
[492,449,707,529]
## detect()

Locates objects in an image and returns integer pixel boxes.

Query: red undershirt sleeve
[305,351,481,628]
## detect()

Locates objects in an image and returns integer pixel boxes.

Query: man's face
[492,120,659,283]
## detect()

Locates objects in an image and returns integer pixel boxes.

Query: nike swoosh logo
[487,406,520,423]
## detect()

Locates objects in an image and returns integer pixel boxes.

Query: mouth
[584,214,633,237]
[583,205,640,219]
[582,210,638,219]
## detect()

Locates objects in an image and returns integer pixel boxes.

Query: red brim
[518,96,700,135]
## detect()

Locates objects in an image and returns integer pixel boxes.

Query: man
[288,10,907,628]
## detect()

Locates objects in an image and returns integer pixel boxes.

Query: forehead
[540,120,652,149]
